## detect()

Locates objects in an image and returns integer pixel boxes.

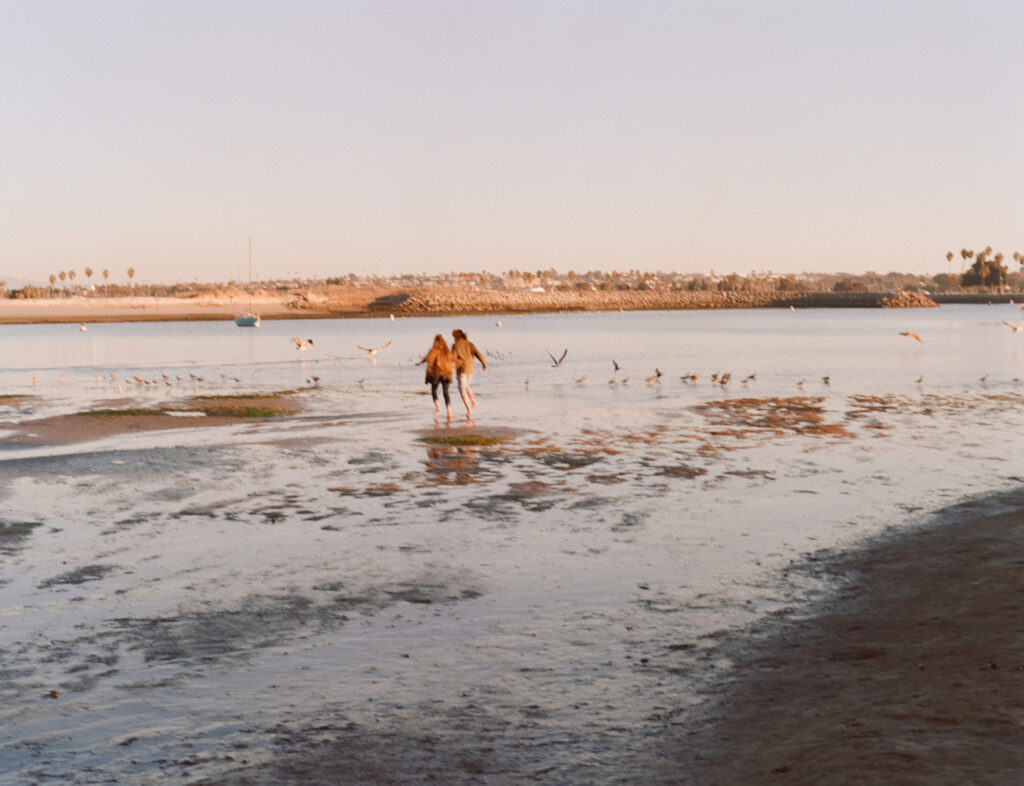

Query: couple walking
[419,329,487,420]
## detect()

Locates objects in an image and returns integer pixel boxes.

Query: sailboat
[234,237,260,327]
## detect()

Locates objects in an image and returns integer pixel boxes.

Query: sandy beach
[687,489,1024,783]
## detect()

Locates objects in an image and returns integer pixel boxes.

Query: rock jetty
[361,288,941,318]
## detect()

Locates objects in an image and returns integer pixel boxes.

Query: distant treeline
[4,250,1022,299]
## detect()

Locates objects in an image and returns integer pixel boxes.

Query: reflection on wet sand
[424,442,480,486]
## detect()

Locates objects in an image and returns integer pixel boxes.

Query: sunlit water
[1,306,1023,784]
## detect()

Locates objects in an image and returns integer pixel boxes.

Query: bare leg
[441,381,453,421]
[457,374,473,414]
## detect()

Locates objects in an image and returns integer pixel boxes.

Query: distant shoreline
[2,287,1016,325]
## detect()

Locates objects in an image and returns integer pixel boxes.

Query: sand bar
[0,393,307,445]
[0,288,944,325]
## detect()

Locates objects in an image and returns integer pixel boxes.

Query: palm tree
[58,271,67,293]
[49,274,57,296]
[127,267,135,287]
[960,248,973,273]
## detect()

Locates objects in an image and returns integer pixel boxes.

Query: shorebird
[358,340,391,357]
[546,349,567,367]
[79,323,87,331]
[821,375,830,385]
[741,372,756,384]
[495,320,502,327]
[612,360,620,373]
[1001,320,1024,334]
[899,331,922,343]
[293,338,314,351]
[575,375,587,384]
[915,375,923,384]
[980,374,989,383]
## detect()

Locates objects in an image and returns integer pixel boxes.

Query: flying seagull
[1001,320,1024,334]
[293,338,314,350]
[899,331,922,343]
[358,340,392,357]
[546,349,568,367]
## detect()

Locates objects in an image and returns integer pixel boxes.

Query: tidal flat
[2,307,1024,783]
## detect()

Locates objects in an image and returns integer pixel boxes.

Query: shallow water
[2,306,1023,783]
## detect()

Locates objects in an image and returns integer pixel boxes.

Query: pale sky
[2,0,1021,285]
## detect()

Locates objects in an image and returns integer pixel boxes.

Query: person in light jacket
[451,328,487,416]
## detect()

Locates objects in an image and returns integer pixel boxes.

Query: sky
[1,0,1022,286]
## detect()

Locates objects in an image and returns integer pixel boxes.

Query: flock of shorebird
[16,319,1024,394]
[537,324,1024,389]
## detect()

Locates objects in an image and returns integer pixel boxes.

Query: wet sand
[4,308,1023,782]
[688,489,1024,783]
[5,395,1024,781]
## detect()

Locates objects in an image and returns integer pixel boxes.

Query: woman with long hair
[451,328,487,416]
[418,334,454,420]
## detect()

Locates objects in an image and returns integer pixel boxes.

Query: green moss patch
[197,405,298,417]
[419,434,509,447]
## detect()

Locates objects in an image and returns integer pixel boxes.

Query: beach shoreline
[686,487,1024,783]
[0,287,947,325]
